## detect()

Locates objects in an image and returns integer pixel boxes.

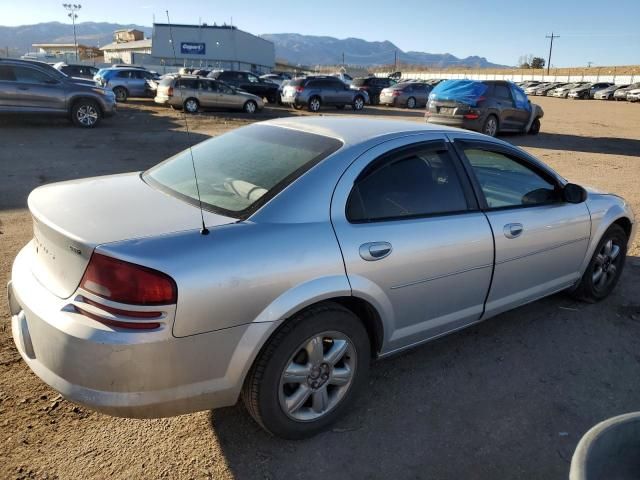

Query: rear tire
[113,86,128,103]
[71,99,101,128]
[308,96,321,112]
[242,302,371,439]
[571,224,627,303]
[406,96,417,109]
[183,98,199,114]
[529,117,541,135]
[482,114,499,137]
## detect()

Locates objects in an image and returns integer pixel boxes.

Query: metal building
[151,23,275,72]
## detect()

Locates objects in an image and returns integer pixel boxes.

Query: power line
[545,32,559,75]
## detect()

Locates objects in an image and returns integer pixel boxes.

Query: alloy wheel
[354,97,364,110]
[310,98,321,112]
[76,104,98,127]
[407,97,416,109]
[592,239,622,292]
[245,101,256,113]
[484,117,498,136]
[278,331,356,422]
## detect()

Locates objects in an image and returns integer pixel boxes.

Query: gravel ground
[1,97,639,480]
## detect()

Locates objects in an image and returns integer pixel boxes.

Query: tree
[518,54,533,69]
[531,57,546,69]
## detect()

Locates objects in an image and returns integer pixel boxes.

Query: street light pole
[62,4,81,61]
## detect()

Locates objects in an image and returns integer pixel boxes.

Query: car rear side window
[12,66,53,83]
[464,148,559,208]
[347,148,469,222]
[494,84,512,100]
[144,124,343,218]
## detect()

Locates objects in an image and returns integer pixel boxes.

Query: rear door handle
[359,242,393,261]
[504,223,524,239]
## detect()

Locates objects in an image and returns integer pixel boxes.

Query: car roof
[262,117,486,146]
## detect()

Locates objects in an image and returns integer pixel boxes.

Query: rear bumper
[9,244,270,418]
[426,114,483,132]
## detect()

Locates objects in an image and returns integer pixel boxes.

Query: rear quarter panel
[97,220,349,337]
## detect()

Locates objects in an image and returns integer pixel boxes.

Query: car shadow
[506,132,640,158]
[0,104,210,211]
[208,258,640,479]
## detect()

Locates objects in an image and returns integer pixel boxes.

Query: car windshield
[143,125,343,218]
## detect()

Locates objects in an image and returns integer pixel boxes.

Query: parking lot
[1,96,639,479]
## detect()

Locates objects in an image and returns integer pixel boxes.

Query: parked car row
[516,79,640,101]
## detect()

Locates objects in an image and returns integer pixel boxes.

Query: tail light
[295,86,304,93]
[464,113,480,119]
[392,91,401,96]
[76,253,177,330]
[167,86,174,97]
[476,96,486,103]
[80,253,177,306]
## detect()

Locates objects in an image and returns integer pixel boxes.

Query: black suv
[351,76,396,104]
[280,76,368,112]
[426,80,544,137]
[0,58,116,127]
[207,70,279,103]
[53,63,99,79]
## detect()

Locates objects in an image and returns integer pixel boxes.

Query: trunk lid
[28,172,235,299]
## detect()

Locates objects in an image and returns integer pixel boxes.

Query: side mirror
[563,183,587,203]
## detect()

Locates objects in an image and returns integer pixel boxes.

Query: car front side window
[463,148,560,208]
[347,147,469,222]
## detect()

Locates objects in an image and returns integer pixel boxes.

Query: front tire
[352,95,365,111]
[71,100,101,128]
[571,224,627,303]
[243,100,258,114]
[242,303,371,439]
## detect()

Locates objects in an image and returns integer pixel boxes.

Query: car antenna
[166,10,209,235]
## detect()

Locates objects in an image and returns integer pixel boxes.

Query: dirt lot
[1,97,639,480]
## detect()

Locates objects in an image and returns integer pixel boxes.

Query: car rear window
[143,124,343,218]
[352,78,368,87]
[288,78,305,87]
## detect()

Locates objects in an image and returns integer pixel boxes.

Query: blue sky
[2,0,639,66]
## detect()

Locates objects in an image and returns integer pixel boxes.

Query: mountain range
[0,22,506,68]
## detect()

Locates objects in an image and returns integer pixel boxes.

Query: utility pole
[394,50,398,71]
[587,61,593,68]
[545,32,559,75]
[342,52,345,68]
[62,4,81,62]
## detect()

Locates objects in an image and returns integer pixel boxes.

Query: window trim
[345,140,479,224]
[453,139,565,212]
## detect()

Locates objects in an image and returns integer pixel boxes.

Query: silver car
[154,75,264,113]
[9,118,635,439]
[379,82,432,108]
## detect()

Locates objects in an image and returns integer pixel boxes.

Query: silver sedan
[9,118,635,439]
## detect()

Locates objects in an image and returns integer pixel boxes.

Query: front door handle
[359,242,393,261]
[504,223,524,239]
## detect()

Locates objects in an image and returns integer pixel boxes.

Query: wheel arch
[69,95,103,115]
[578,195,636,277]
